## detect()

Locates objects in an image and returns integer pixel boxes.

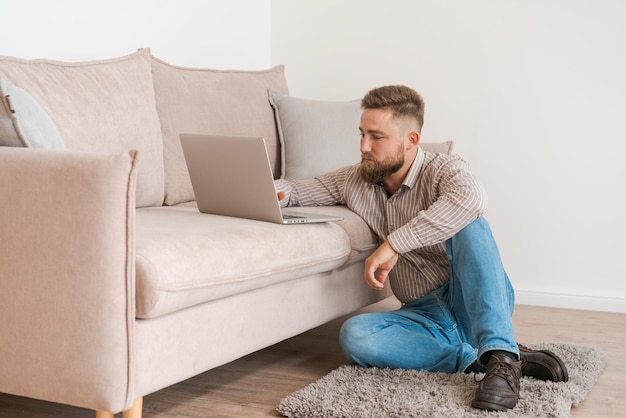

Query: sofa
[0,49,452,417]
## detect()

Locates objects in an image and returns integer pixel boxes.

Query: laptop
[180,133,343,224]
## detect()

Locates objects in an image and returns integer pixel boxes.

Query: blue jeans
[339,217,519,373]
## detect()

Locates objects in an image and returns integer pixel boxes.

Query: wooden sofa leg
[123,398,143,418]
[95,397,143,418]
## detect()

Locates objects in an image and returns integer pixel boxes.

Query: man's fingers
[364,264,385,290]
[363,241,399,290]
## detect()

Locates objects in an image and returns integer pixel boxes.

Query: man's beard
[360,144,405,185]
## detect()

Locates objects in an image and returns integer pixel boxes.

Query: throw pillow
[269,89,361,179]
[268,90,455,180]
[0,76,65,149]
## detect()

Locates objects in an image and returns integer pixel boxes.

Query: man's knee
[446,217,497,256]
[339,314,380,365]
[339,315,366,352]
[455,217,492,241]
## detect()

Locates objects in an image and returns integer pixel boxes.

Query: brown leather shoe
[471,354,522,411]
[518,343,569,382]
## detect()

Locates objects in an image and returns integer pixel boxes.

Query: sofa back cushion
[0,49,164,207]
[151,56,289,206]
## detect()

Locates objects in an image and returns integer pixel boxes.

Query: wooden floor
[1,297,624,417]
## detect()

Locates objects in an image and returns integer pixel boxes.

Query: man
[274,85,568,411]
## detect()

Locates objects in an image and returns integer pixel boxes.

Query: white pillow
[269,89,455,180]
[0,76,65,149]
[269,89,362,179]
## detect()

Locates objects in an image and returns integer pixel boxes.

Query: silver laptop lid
[180,133,343,224]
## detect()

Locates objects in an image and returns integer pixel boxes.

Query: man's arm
[388,156,487,253]
[274,166,353,208]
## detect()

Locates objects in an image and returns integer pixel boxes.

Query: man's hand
[364,241,398,290]
[277,191,286,201]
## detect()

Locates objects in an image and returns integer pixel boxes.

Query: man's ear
[406,131,420,150]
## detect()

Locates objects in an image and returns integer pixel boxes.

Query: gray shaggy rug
[277,343,606,418]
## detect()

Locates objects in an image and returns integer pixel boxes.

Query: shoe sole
[471,400,514,411]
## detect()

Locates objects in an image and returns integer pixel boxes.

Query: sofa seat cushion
[134,205,373,319]
[280,205,378,256]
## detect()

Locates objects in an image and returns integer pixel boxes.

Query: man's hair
[361,85,425,132]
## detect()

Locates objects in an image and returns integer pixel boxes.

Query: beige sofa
[0,49,450,417]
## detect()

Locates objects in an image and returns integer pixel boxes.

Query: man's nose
[360,137,371,153]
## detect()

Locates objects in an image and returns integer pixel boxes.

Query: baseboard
[515,290,626,313]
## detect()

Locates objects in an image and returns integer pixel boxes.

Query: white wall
[0,0,271,68]
[271,0,626,312]
[2,1,624,312]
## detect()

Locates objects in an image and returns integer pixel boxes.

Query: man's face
[359,108,407,184]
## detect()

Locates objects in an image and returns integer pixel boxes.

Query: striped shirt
[275,147,487,303]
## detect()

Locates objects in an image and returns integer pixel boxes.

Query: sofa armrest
[0,147,139,413]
